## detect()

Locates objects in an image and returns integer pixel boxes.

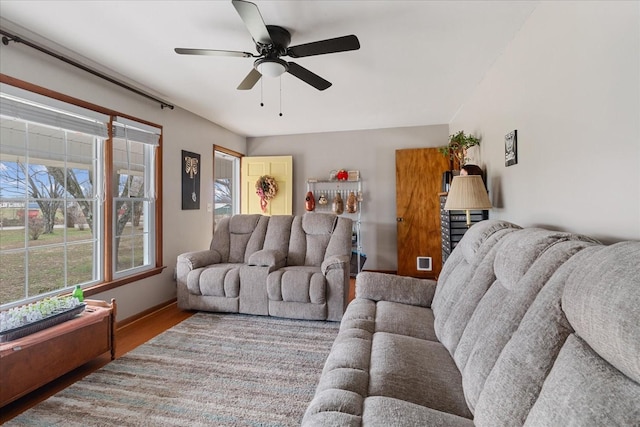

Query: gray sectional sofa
[302,219,640,426]
[176,213,352,321]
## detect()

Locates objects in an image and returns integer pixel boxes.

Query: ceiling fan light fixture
[255,57,288,77]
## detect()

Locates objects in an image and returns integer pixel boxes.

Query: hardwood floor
[1,279,356,423]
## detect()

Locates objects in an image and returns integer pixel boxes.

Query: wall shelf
[307,179,364,276]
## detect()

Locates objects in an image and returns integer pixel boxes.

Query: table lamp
[444,175,492,228]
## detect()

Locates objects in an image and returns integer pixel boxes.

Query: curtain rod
[1,29,174,110]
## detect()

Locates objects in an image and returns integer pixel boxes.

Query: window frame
[0,74,164,305]
[213,145,242,227]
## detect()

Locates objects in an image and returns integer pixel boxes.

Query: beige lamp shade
[444,175,492,211]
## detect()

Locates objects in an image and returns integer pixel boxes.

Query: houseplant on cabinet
[438,130,480,169]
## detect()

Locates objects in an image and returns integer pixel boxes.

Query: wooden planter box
[0,299,116,407]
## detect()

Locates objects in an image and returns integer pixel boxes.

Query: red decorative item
[305,191,316,211]
[336,170,348,181]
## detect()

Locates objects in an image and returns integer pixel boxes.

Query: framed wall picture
[182,150,201,210]
[505,130,518,167]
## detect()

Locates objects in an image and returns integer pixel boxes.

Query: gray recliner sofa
[302,219,640,425]
[176,213,352,321]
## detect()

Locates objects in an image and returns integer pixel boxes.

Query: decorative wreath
[255,175,278,213]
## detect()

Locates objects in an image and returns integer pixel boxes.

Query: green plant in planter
[438,131,480,168]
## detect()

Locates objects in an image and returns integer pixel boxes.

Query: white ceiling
[0,1,538,137]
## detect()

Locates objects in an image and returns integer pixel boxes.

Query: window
[213,147,241,225]
[112,118,159,277]
[0,81,162,309]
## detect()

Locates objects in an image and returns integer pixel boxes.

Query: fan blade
[175,48,254,58]
[287,35,360,58]
[237,68,262,90]
[287,62,331,91]
[232,0,272,45]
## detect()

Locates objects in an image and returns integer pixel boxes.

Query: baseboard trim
[116,298,178,330]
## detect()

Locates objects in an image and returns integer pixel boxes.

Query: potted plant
[438,131,480,169]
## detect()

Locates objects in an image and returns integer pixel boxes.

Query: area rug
[7,312,340,427]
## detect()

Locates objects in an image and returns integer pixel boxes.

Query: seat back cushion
[263,215,294,254]
[433,220,521,355]
[210,214,267,263]
[524,242,640,426]
[473,245,602,426]
[455,228,597,413]
[288,213,337,267]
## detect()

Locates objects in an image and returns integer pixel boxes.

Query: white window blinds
[0,83,109,138]
[112,117,161,146]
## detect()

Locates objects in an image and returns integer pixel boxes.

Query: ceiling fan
[175,0,360,91]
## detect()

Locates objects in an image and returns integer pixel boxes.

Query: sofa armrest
[248,249,287,269]
[355,271,437,308]
[177,249,221,270]
[321,254,350,275]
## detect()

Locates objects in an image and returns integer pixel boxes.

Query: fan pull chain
[260,75,264,107]
[279,76,283,117]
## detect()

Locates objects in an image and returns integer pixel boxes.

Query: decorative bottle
[305,191,315,211]
[72,285,84,302]
[332,192,344,215]
[347,191,357,213]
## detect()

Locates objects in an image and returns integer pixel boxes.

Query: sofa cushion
[492,231,597,290]
[200,266,240,298]
[374,301,437,341]
[302,212,338,234]
[523,241,640,426]
[302,389,363,426]
[304,325,373,417]
[230,214,268,263]
[457,219,522,266]
[562,241,640,383]
[209,214,268,263]
[362,397,474,427]
[433,220,521,355]
[288,213,337,267]
[455,229,595,413]
[178,249,221,270]
[368,332,473,419]
[339,298,376,334]
[322,327,373,374]
[524,334,640,426]
[473,245,602,426]
[263,215,294,252]
[267,267,326,304]
[186,263,241,297]
[356,272,436,308]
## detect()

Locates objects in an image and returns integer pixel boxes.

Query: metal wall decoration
[505,130,518,167]
[182,150,201,210]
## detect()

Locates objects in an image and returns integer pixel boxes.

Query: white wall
[247,124,449,271]
[0,39,246,321]
[450,1,640,243]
